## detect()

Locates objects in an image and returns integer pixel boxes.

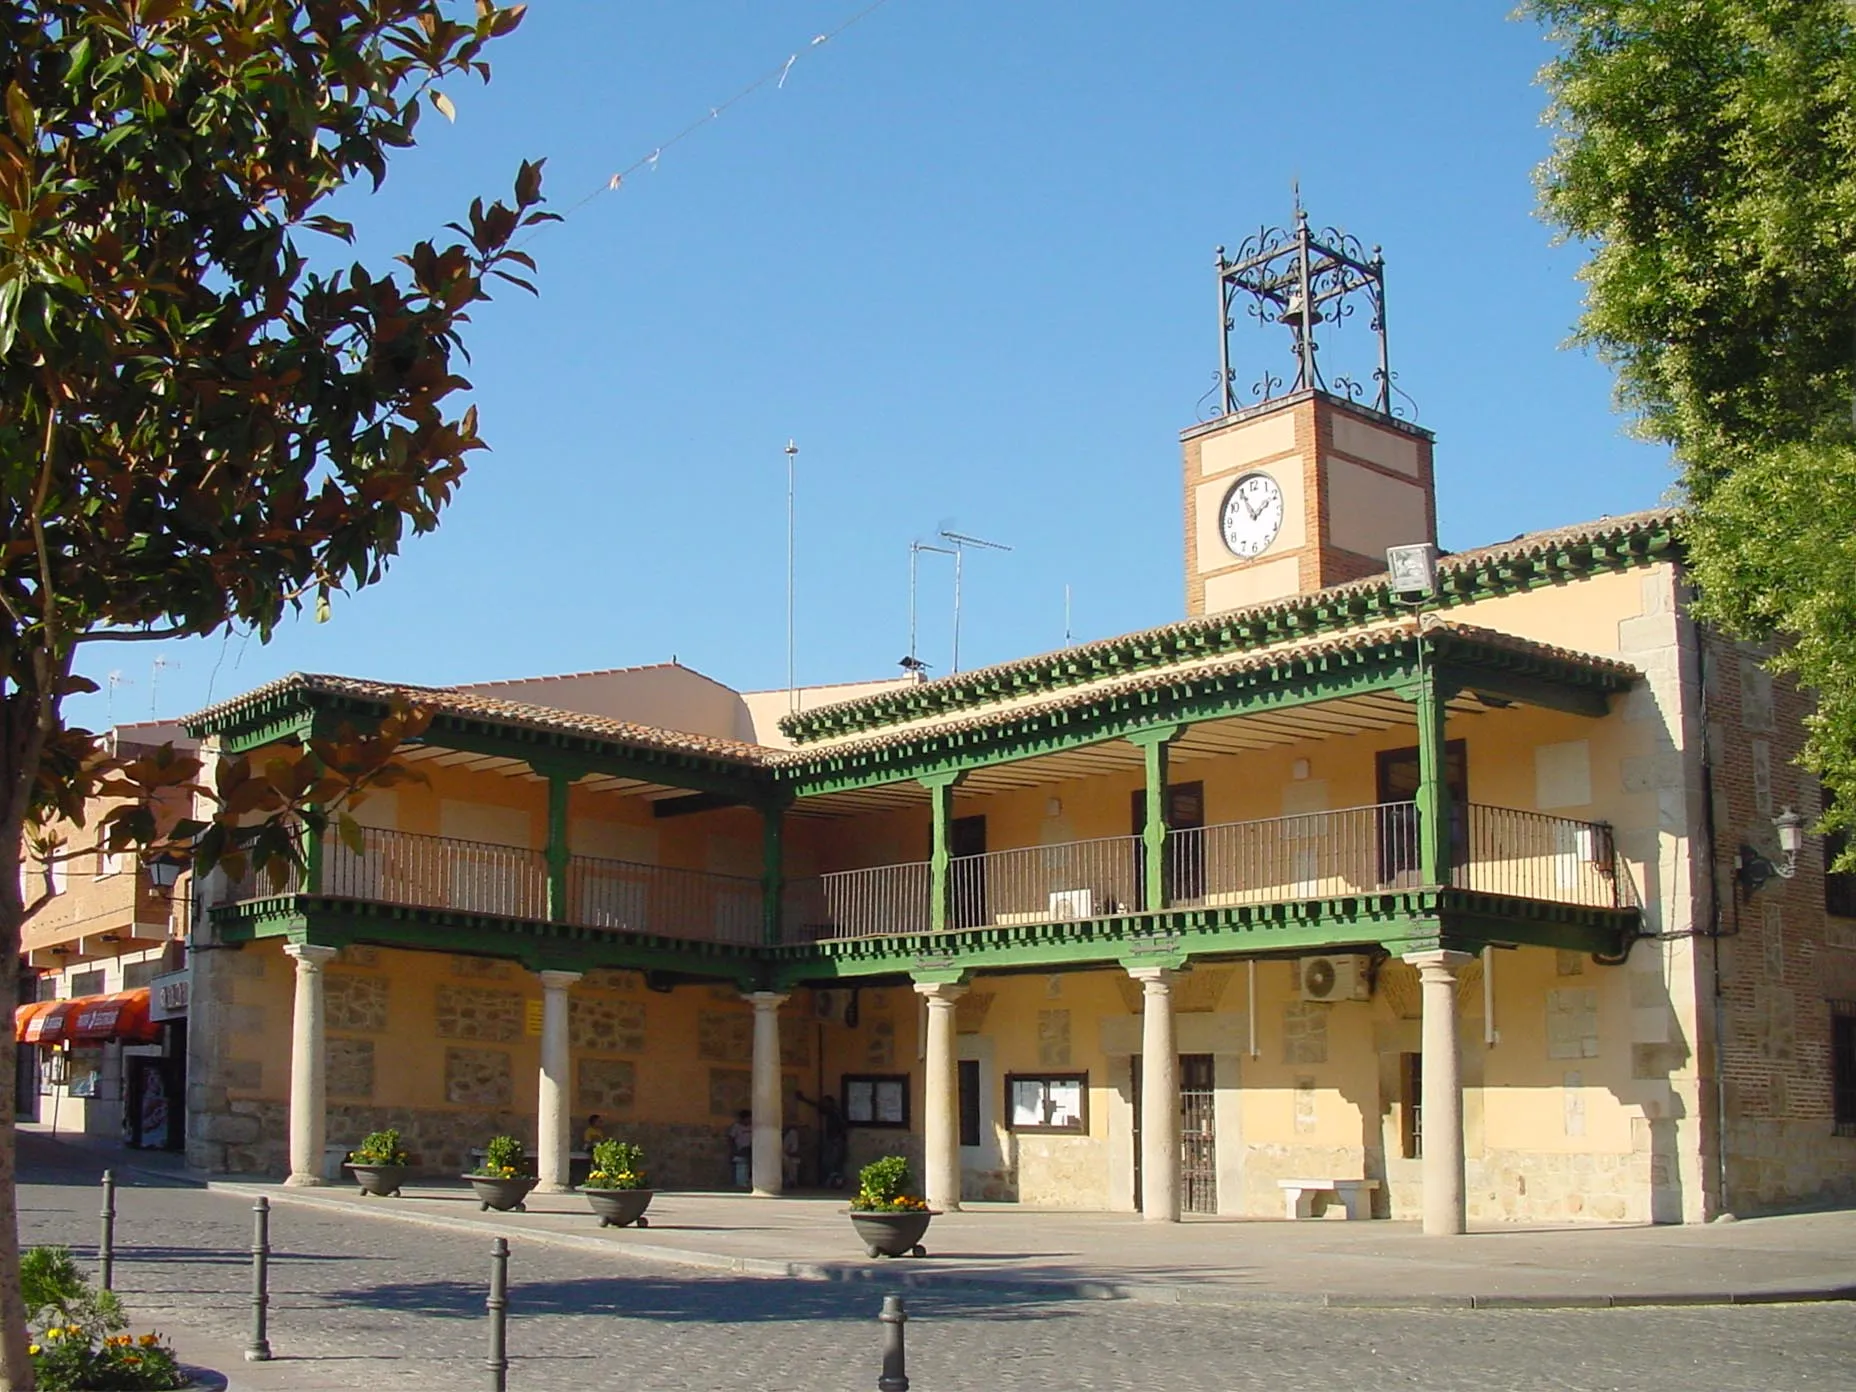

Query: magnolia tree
[0,3,553,1385]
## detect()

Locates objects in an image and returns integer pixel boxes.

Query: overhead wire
[531,0,899,238]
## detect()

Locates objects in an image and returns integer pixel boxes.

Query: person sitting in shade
[782,1123,802,1188]
[726,1108,754,1189]
[583,1114,605,1148]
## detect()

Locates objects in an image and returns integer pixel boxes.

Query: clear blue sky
[74,0,1672,732]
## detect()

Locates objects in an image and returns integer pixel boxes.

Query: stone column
[1130,967,1180,1222]
[536,970,582,1193]
[283,943,340,1187]
[915,981,967,1212]
[747,991,789,1196]
[1407,949,1473,1236]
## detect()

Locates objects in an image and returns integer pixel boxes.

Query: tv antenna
[150,655,174,716]
[938,529,1012,674]
[106,670,132,725]
[907,540,954,677]
[780,440,799,712]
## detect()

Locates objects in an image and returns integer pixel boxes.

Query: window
[1833,1001,1856,1138]
[96,848,122,879]
[841,1074,910,1129]
[1399,1052,1422,1159]
[958,1059,981,1148]
[1825,788,1855,919]
[69,970,106,999]
[1006,1072,1088,1134]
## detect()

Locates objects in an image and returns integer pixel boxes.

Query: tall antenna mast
[1064,584,1073,648]
[908,540,953,673]
[782,440,798,713]
[938,529,1012,674]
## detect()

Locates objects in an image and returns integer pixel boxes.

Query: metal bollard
[877,1294,909,1392]
[245,1196,272,1363]
[486,1237,510,1392]
[98,1169,116,1292]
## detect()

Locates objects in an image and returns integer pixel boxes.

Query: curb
[206,1181,1856,1313]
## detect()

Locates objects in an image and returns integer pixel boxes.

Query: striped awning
[15,989,160,1045]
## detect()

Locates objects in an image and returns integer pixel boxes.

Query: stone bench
[1278,1177,1378,1221]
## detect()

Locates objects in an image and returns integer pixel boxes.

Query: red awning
[14,989,159,1045]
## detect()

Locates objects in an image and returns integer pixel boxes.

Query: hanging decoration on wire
[540,0,900,235]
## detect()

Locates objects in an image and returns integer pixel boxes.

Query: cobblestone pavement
[17,1172,1854,1391]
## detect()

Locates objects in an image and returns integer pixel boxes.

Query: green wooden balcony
[781,802,1635,945]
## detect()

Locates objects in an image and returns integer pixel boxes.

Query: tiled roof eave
[777,507,1677,744]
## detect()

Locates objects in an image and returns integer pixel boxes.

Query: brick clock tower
[1182,208,1437,616]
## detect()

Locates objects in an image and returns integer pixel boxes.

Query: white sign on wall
[149,969,190,1022]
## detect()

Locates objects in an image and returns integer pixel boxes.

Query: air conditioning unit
[1298,954,1372,1003]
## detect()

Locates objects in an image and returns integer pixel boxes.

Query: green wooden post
[1414,669,1453,887]
[760,803,785,946]
[302,808,324,895]
[545,768,571,923]
[1129,726,1182,912]
[921,771,964,934]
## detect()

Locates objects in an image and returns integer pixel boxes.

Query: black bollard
[486,1237,509,1392]
[877,1294,909,1392]
[97,1169,116,1292]
[245,1196,272,1363]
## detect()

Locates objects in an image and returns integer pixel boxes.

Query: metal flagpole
[784,440,798,713]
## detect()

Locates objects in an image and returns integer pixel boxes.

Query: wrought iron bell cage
[1213,203,1397,419]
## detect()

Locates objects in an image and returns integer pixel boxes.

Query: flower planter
[464,1175,540,1212]
[583,1187,654,1228]
[849,1209,937,1259]
[346,1162,411,1198]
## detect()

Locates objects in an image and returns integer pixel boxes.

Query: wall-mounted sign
[149,969,190,1022]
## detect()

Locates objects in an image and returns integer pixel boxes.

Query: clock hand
[1245,494,1264,520]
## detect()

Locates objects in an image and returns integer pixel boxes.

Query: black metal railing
[783,861,932,942]
[1452,804,1631,909]
[567,854,762,945]
[950,835,1144,929]
[1169,803,1419,908]
[222,826,764,945]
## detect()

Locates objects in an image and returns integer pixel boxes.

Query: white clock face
[1220,472,1285,559]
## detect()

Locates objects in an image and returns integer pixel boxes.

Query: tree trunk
[0,677,53,1392]
[0,832,32,1392]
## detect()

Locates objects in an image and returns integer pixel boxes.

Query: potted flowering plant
[581,1139,653,1228]
[25,1245,191,1389]
[847,1154,935,1258]
[345,1128,412,1197]
[464,1134,539,1213]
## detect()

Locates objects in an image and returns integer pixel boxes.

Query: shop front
[15,988,165,1140]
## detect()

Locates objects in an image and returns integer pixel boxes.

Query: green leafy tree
[0,3,552,1385]
[1527,0,1856,849]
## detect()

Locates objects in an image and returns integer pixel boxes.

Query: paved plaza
[16,1134,1856,1390]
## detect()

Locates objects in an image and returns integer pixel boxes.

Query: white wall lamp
[1737,806,1806,894]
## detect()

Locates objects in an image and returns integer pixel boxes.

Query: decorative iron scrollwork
[1211,203,1399,421]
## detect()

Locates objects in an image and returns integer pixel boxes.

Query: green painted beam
[211,886,1635,988]
[1413,668,1452,887]
[921,770,963,934]
[1128,725,1183,913]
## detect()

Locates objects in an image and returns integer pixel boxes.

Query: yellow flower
[139,1332,160,1347]
[26,1345,37,1356]
[44,1327,64,1341]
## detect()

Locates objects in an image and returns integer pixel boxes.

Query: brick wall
[1701,630,1856,1211]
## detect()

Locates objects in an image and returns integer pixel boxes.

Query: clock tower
[1182,208,1437,616]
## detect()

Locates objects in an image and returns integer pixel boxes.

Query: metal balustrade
[220,802,1633,945]
[567,854,762,945]
[323,828,547,921]
[1452,804,1632,909]
[1170,803,1420,907]
[952,835,1145,928]
[784,861,933,942]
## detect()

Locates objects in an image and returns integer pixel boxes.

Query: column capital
[913,980,967,1005]
[1125,723,1185,750]
[537,970,583,992]
[744,990,790,1011]
[1403,948,1474,980]
[1126,965,1178,988]
[284,942,339,971]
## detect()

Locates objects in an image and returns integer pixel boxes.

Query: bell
[1279,290,1322,332]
